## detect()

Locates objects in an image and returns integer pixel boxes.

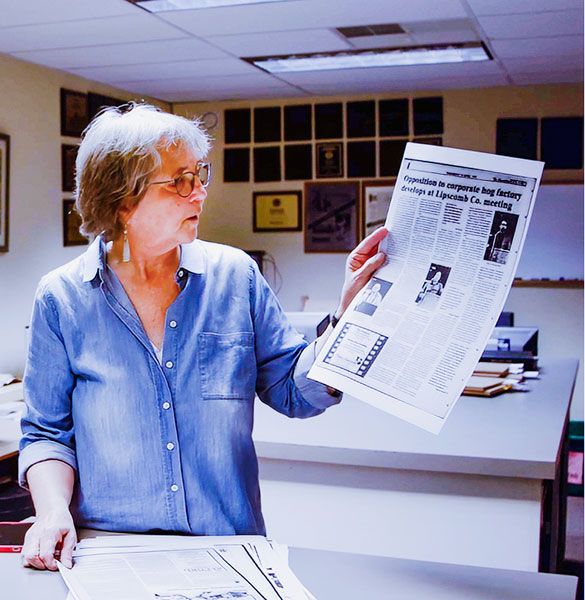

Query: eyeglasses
[150,162,212,196]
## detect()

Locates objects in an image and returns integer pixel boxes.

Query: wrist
[331,307,343,328]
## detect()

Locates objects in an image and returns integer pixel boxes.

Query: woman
[19,104,387,571]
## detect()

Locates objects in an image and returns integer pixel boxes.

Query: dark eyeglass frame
[150,162,212,196]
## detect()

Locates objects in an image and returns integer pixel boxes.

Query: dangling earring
[122,224,131,263]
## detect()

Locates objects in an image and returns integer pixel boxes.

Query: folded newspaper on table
[308,143,544,434]
[59,534,315,600]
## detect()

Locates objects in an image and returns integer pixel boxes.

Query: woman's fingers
[351,227,388,257]
[59,529,77,569]
[347,228,388,271]
[39,531,61,571]
[22,534,46,570]
[352,252,386,287]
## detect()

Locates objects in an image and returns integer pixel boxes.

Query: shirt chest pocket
[198,332,256,400]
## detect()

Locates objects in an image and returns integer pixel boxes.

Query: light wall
[0,53,169,376]
[174,83,584,419]
[0,53,581,420]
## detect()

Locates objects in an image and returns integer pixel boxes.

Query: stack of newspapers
[59,534,315,600]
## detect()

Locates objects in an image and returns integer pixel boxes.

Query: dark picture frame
[496,118,538,160]
[316,142,344,178]
[88,92,125,121]
[541,116,584,170]
[61,144,78,192]
[254,106,281,143]
[413,96,443,136]
[224,148,250,182]
[380,139,408,177]
[284,104,312,141]
[304,181,359,253]
[315,103,343,139]
[379,98,409,137]
[60,88,89,137]
[62,199,88,247]
[0,133,10,252]
[347,141,376,178]
[253,191,302,232]
[225,108,251,144]
[284,144,312,180]
[346,100,376,138]
[253,146,281,182]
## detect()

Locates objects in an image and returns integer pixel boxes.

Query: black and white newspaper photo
[308,143,544,433]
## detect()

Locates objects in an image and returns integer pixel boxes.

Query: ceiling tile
[510,70,583,85]
[465,0,582,16]
[491,35,583,58]
[72,57,257,83]
[501,54,584,74]
[478,9,584,39]
[13,38,227,69]
[410,30,480,45]
[0,0,137,27]
[208,29,351,56]
[157,0,466,36]
[166,87,308,102]
[299,72,509,95]
[403,18,474,34]
[116,73,296,96]
[278,60,505,86]
[0,14,187,53]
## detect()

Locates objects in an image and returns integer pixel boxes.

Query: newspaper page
[308,143,544,434]
[60,534,311,600]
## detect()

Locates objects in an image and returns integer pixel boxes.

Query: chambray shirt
[19,236,339,535]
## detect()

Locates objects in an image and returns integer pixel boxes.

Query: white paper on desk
[60,546,282,600]
[65,535,312,600]
[309,143,543,434]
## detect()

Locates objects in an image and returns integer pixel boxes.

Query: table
[253,359,578,572]
[0,546,577,600]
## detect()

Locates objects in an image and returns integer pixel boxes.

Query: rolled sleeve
[18,440,77,488]
[19,281,77,488]
[293,341,342,410]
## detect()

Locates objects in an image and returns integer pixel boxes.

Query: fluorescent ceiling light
[132,0,286,11]
[248,43,490,74]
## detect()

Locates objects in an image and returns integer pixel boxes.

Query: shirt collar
[82,236,103,283]
[82,235,205,283]
[179,239,205,275]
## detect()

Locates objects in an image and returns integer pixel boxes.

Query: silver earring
[122,224,131,263]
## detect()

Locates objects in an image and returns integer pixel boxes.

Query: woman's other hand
[21,509,76,570]
[335,227,388,319]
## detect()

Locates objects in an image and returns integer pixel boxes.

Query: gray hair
[75,102,211,240]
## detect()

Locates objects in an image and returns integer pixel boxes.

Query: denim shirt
[19,236,340,535]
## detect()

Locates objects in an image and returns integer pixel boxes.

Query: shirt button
[170,484,179,492]
[162,402,171,410]
[169,320,177,328]
[166,442,175,451]
[178,270,184,278]
[165,360,174,369]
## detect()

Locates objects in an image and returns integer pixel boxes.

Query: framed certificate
[253,191,302,232]
[62,199,88,247]
[361,179,395,238]
[316,142,343,178]
[304,181,359,253]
